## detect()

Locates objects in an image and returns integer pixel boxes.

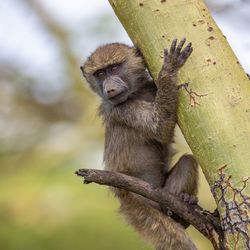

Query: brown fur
[82,39,198,250]
[83,43,144,76]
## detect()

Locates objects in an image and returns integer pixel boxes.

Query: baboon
[81,38,199,250]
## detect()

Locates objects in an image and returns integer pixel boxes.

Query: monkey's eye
[110,64,120,72]
[95,70,106,79]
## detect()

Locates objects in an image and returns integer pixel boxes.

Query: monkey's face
[81,43,147,106]
[92,63,130,105]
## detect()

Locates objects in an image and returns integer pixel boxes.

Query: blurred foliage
[0,166,152,250]
[0,0,249,249]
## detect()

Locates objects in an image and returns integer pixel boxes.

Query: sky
[0,0,249,81]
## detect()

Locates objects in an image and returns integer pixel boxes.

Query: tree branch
[75,168,223,250]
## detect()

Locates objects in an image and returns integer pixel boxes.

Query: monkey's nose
[107,89,115,94]
[106,88,121,98]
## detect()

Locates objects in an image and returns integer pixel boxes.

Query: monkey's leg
[119,192,197,250]
[161,155,199,228]
[163,154,199,199]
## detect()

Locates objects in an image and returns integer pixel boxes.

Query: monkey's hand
[159,38,193,78]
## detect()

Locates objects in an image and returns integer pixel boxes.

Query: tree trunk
[108,0,250,249]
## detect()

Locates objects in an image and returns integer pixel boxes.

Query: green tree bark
[108,0,250,249]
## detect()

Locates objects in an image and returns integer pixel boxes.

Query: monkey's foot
[180,192,198,205]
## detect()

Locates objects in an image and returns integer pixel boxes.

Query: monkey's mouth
[109,91,128,105]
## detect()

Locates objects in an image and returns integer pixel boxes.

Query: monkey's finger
[182,47,193,63]
[182,42,192,54]
[180,43,193,60]
[164,48,168,56]
[178,46,193,66]
[170,39,177,55]
[163,49,169,63]
[184,46,193,58]
[174,38,186,57]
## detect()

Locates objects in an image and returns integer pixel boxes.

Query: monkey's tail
[119,192,197,250]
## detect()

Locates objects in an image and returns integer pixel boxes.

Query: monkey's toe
[180,192,198,205]
[162,207,173,217]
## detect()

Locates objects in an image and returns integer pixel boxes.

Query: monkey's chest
[104,127,166,187]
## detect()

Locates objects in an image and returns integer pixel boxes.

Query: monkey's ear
[80,66,86,77]
[135,47,143,58]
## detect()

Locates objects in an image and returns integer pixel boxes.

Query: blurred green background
[0,1,249,249]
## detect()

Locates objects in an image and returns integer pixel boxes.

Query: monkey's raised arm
[108,39,193,143]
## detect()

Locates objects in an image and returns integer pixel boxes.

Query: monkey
[80,38,199,250]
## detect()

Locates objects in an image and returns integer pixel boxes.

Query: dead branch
[76,168,223,250]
